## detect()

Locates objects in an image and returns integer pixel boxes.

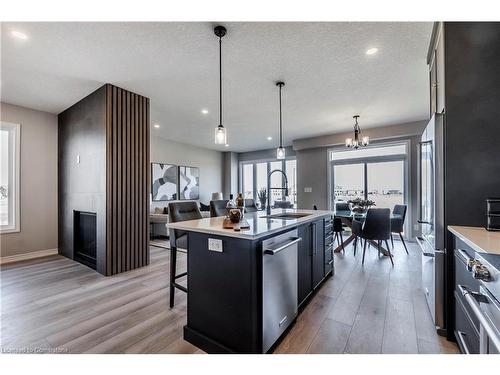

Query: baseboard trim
[0,248,59,265]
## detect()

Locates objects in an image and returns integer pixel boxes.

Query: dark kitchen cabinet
[298,218,330,307]
[312,220,325,289]
[297,224,312,307]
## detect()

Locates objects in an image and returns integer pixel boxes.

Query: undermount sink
[261,213,312,220]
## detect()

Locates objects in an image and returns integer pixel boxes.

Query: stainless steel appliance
[417,113,445,332]
[262,229,299,353]
[457,252,500,354]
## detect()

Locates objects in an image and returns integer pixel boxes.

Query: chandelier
[345,115,369,149]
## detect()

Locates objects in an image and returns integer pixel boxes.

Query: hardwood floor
[0,240,458,354]
[275,240,459,354]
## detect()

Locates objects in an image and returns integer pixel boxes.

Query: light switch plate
[304,187,312,193]
[208,238,223,252]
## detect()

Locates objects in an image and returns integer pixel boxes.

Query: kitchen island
[167,209,334,353]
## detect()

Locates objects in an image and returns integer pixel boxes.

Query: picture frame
[178,165,200,200]
[151,163,178,201]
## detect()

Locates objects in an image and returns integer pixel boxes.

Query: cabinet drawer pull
[457,249,478,271]
[458,284,500,352]
[456,331,470,354]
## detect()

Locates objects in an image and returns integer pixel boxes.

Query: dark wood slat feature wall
[106,84,150,275]
[59,83,149,276]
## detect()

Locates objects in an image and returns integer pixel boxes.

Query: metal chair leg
[169,246,177,308]
[391,233,394,248]
[387,243,395,266]
[384,240,391,257]
[399,232,409,254]
[362,238,368,265]
[339,231,345,253]
[353,236,357,256]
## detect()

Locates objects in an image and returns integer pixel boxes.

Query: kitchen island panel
[185,232,262,353]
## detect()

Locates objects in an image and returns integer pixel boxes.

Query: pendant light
[345,115,369,149]
[214,25,227,145]
[276,81,285,159]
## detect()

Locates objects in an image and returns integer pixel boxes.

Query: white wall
[150,136,224,210]
[0,102,58,258]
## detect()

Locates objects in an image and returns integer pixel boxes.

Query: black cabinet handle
[311,223,317,255]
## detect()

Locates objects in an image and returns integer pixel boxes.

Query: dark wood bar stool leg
[169,246,177,308]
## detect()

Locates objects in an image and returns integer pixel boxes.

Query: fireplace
[73,211,97,269]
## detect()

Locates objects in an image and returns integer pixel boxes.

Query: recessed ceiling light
[201,109,209,115]
[11,30,28,40]
[267,136,272,141]
[153,124,160,128]
[366,48,378,55]
[225,144,229,147]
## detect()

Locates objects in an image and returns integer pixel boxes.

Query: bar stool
[168,201,202,308]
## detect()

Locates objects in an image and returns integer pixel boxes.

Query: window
[242,164,254,199]
[240,158,297,208]
[0,122,20,233]
[329,141,409,234]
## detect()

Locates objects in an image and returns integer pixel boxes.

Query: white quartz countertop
[166,209,333,240]
[448,225,500,256]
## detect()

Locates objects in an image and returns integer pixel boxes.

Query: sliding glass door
[333,163,364,203]
[367,160,404,209]
[330,142,408,233]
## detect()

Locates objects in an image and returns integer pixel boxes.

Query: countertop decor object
[258,188,267,210]
[228,208,242,223]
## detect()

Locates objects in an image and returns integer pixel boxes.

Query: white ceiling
[1,22,432,152]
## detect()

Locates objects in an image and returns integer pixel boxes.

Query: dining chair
[168,201,203,307]
[210,199,229,217]
[244,199,258,213]
[352,208,393,266]
[391,204,409,254]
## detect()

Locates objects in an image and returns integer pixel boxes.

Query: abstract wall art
[151,163,178,201]
[178,166,200,200]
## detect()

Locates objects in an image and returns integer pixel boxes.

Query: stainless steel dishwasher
[262,229,300,353]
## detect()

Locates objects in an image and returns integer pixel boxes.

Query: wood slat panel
[106,85,150,275]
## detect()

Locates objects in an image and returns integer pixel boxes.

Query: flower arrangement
[347,198,376,213]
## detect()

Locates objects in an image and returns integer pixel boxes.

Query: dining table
[333,210,403,256]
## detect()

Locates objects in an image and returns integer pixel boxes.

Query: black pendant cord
[219,36,223,128]
[276,81,285,149]
[279,84,283,148]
